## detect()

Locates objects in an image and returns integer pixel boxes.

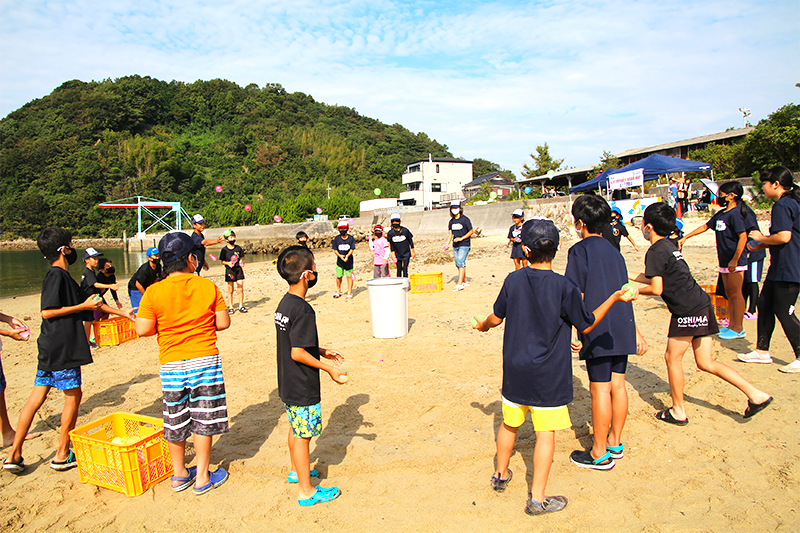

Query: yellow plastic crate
[410,272,443,294]
[92,316,137,346]
[700,284,729,322]
[70,412,173,497]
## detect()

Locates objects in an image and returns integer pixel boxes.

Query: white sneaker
[778,359,800,373]
[462,282,469,288]
[738,350,773,364]
[452,284,464,292]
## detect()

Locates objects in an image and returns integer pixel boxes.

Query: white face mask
[642,226,652,241]
[574,221,583,238]
[451,209,460,216]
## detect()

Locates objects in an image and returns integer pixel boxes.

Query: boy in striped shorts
[135,232,231,496]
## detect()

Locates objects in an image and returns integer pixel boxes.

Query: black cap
[521,218,559,249]
[158,232,199,263]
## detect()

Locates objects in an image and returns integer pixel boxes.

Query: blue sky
[1,0,797,174]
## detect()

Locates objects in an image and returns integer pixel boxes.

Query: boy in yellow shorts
[474,218,636,515]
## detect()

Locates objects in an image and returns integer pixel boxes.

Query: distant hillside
[0,76,454,238]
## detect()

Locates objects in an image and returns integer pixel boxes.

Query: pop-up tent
[570,154,712,193]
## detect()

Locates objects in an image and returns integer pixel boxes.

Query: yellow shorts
[502,397,571,432]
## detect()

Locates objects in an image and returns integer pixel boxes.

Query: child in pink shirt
[369,225,390,278]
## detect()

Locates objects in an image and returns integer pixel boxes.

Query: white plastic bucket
[365,277,411,338]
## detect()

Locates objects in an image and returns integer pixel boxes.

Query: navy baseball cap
[158,232,199,263]
[521,217,559,249]
[83,247,103,260]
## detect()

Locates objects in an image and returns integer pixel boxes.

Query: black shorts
[668,305,719,338]
[225,267,245,282]
[585,355,628,383]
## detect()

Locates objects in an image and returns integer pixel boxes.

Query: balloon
[546,170,555,179]
[316,207,323,214]
[244,204,251,211]
[489,191,497,199]
[348,218,354,225]
[374,188,381,196]
[524,187,531,194]
[215,185,222,193]
[273,215,282,223]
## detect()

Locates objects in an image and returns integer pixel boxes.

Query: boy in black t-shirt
[332,220,356,299]
[219,230,247,313]
[387,213,415,278]
[630,203,772,424]
[274,245,347,506]
[566,195,646,471]
[602,207,639,252]
[473,218,636,515]
[80,248,120,348]
[3,228,135,474]
[96,258,123,310]
[128,247,162,310]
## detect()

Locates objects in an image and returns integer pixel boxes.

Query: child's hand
[83,295,102,310]
[748,229,764,243]
[122,308,137,321]
[727,259,739,273]
[617,288,638,303]
[636,330,648,356]
[110,283,120,291]
[328,367,348,384]
[322,348,344,365]
[571,339,582,353]
[115,300,123,309]
[472,318,489,332]
[7,328,30,341]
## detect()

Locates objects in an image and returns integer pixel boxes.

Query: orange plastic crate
[69,412,173,497]
[92,316,137,346]
[700,284,729,322]
[410,272,443,294]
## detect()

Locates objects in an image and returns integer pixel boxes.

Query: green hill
[0,76,454,238]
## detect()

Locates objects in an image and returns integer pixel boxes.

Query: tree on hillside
[472,157,518,181]
[521,143,564,178]
[745,103,799,171]
[688,142,747,181]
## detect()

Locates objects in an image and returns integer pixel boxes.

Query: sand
[0,226,798,532]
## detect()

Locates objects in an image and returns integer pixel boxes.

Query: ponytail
[761,166,800,204]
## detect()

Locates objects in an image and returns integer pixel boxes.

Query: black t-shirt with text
[706,208,747,267]
[493,268,594,407]
[566,236,637,359]
[507,224,525,257]
[602,221,629,251]
[766,196,800,283]
[274,293,321,406]
[449,216,473,248]
[80,267,100,296]
[38,266,93,371]
[332,234,356,270]
[644,238,710,317]
[387,227,415,259]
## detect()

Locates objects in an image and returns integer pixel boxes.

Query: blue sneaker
[718,328,746,340]
[717,327,730,335]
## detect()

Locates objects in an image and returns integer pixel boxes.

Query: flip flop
[743,396,773,419]
[193,468,229,495]
[655,409,688,426]
[298,485,341,506]
[606,444,624,459]
[50,450,77,471]
[2,456,25,473]
[287,469,319,483]
[171,465,197,492]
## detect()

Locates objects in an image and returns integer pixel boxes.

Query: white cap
[450,200,461,207]
[512,209,524,217]
[390,213,401,221]
[191,214,205,224]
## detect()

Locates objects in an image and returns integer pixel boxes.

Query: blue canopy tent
[569,154,712,193]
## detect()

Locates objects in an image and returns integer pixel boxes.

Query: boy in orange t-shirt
[135,232,231,496]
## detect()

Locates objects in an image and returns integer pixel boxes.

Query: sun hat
[158,232,199,263]
[146,247,159,257]
[521,217,559,249]
[82,247,103,260]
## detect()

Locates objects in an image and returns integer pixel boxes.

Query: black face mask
[307,271,318,289]
[298,240,308,247]
[151,258,161,266]
[718,196,729,207]
[105,266,116,275]
[391,223,400,228]
[64,247,78,265]
[228,240,236,245]
[375,232,382,238]
[339,230,348,236]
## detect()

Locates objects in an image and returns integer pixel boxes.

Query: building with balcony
[463,172,516,199]
[399,157,473,208]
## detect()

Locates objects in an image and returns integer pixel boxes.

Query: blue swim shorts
[285,403,323,439]
[34,368,82,390]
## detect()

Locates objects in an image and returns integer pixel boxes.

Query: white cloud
[1,0,797,175]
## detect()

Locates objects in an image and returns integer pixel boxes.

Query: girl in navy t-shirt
[507,209,527,270]
[445,203,474,291]
[739,166,800,372]
[679,181,750,339]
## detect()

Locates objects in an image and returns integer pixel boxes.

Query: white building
[399,157,473,208]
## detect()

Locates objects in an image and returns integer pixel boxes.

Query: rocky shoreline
[0,238,125,251]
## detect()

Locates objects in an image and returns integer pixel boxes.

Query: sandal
[333,293,341,299]
[655,408,688,426]
[2,456,25,474]
[287,469,319,483]
[606,444,624,459]
[193,468,229,495]
[346,294,353,300]
[227,308,236,315]
[298,485,341,506]
[743,396,773,418]
[239,307,248,313]
[50,450,77,471]
[569,450,615,470]
[490,468,512,492]
[171,465,197,492]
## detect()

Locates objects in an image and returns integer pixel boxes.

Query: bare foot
[2,431,42,448]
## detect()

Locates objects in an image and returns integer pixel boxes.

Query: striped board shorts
[160,354,229,443]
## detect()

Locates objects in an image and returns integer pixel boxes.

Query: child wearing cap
[219,230,247,313]
[96,258,123,310]
[369,225,390,278]
[4,228,135,474]
[274,245,347,506]
[602,207,639,252]
[80,247,120,348]
[135,231,231,495]
[445,202,473,291]
[473,218,637,515]
[508,209,528,270]
[128,247,162,310]
[387,214,415,278]
[190,214,224,276]
[332,221,355,299]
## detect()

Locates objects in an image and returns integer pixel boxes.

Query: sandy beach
[0,225,798,532]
